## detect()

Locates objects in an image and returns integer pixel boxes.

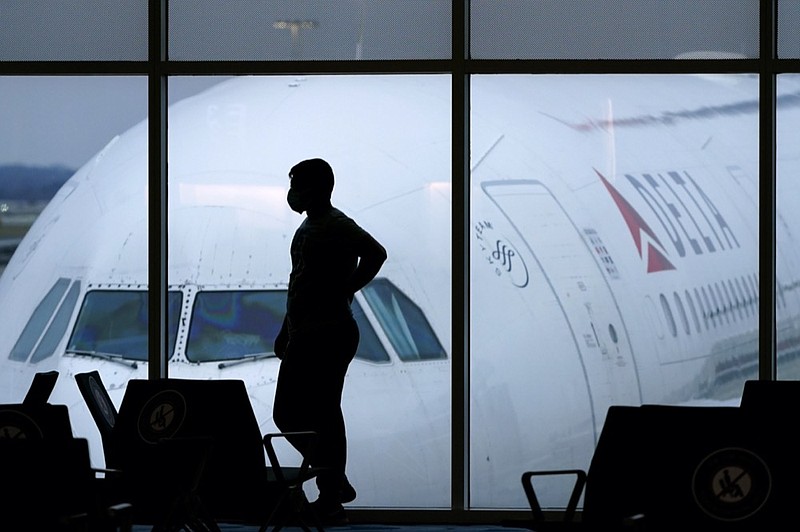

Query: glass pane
[0,76,147,467]
[0,0,147,61]
[67,291,182,362]
[169,0,451,60]
[779,0,800,58]
[470,74,759,508]
[776,74,800,379]
[168,74,451,507]
[470,0,759,59]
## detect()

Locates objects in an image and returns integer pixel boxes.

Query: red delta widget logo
[595,169,740,274]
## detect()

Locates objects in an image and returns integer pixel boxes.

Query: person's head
[287,158,335,214]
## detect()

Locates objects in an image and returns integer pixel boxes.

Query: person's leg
[313,318,359,502]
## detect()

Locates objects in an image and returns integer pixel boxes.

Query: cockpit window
[10,278,71,362]
[186,291,285,362]
[30,281,81,363]
[67,290,182,361]
[186,290,391,364]
[352,299,390,363]
[361,278,446,361]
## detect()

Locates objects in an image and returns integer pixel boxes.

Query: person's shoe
[311,497,350,526]
[341,477,357,504]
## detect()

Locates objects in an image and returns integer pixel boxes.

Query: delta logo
[595,168,740,274]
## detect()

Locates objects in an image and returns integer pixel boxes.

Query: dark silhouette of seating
[75,370,120,466]
[76,373,321,531]
[0,371,66,442]
[0,391,133,531]
[0,437,98,531]
[23,369,59,405]
[0,401,73,440]
[519,404,786,532]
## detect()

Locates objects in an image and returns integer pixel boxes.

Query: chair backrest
[23,370,59,405]
[740,378,800,412]
[75,370,119,465]
[113,378,270,521]
[0,403,73,440]
[582,405,649,527]
[585,405,784,532]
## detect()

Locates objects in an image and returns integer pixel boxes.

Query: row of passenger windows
[659,274,759,338]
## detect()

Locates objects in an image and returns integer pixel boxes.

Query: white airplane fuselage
[1,74,799,509]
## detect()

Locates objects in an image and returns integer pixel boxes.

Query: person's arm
[347,230,387,297]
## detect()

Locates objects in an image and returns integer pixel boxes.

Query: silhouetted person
[272,158,387,524]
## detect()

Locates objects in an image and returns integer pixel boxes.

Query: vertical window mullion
[148,0,169,379]
[452,0,469,513]
[759,0,777,380]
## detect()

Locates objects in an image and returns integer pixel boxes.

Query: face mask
[287,187,309,213]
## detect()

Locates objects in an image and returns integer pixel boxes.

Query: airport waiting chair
[76,374,321,531]
[519,404,786,532]
[75,371,219,531]
[0,436,135,532]
[114,378,322,531]
[0,393,134,532]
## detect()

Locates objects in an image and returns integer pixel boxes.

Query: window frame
[0,0,793,521]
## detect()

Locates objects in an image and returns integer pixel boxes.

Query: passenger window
[361,278,446,361]
[186,291,285,362]
[10,278,70,361]
[673,292,690,336]
[660,293,677,338]
[685,290,702,334]
[694,287,709,330]
[67,290,182,361]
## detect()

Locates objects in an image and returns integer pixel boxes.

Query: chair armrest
[521,469,587,523]
[263,431,318,486]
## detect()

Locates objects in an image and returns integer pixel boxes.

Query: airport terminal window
[67,290,182,361]
[2,0,796,518]
[0,0,147,61]
[470,0,759,60]
[9,278,71,362]
[362,278,447,362]
[169,0,452,61]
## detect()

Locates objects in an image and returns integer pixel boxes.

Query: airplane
[0,73,799,511]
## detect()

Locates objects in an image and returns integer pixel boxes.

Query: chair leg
[259,488,324,532]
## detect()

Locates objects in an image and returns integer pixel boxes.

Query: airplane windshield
[361,279,446,361]
[186,290,284,362]
[67,290,182,361]
[186,289,391,364]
